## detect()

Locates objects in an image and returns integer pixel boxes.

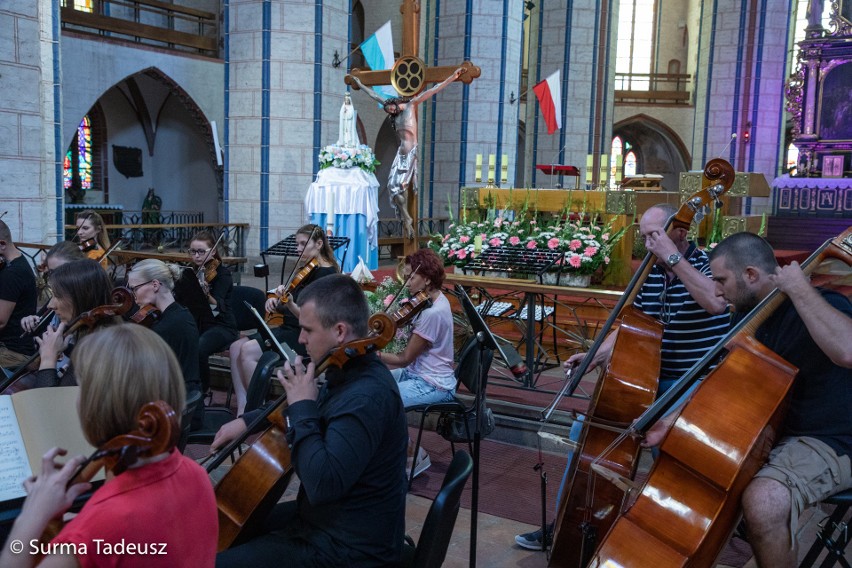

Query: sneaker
[406,448,431,480]
[514,522,553,550]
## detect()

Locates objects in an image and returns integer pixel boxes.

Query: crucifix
[345,0,480,255]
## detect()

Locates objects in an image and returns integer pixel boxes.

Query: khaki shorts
[0,345,31,368]
[754,436,852,542]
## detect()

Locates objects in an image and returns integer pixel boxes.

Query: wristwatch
[666,253,682,267]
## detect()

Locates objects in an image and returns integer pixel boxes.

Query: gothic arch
[613,114,690,192]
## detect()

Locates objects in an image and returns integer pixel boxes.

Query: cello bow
[588,227,852,568]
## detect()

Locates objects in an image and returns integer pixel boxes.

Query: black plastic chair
[186,350,278,446]
[178,389,203,453]
[403,450,473,568]
[406,336,494,488]
[799,488,852,567]
[228,285,268,331]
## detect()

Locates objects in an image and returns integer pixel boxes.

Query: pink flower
[442,234,450,243]
[494,217,503,227]
[480,233,487,241]
[448,249,456,258]
[383,294,395,307]
[568,255,582,268]
[569,239,582,251]
[547,237,560,250]
[489,237,502,247]
[530,219,537,225]
[512,221,520,226]
[602,233,610,241]
[457,249,468,259]
[584,246,598,257]
[509,236,521,246]
[459,235,470,244]
[604,256,611,264]
[526,241,537,249]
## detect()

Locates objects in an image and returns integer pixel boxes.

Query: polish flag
[532,70,562,134]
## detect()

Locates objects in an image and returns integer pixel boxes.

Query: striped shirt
[633,244,730,383]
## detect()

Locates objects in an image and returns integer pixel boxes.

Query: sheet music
[0,396,31,501]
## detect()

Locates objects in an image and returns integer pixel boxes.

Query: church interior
[1,0,852,566]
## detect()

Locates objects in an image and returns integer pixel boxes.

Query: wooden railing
[63,222,248,258]
[61,0,218,57]
[614,72,692,105]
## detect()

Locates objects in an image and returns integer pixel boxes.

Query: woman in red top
[0,324,218,568]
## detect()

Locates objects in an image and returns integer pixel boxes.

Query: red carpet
[410,427,568,527]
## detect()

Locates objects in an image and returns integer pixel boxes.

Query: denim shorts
[391,367,456,409]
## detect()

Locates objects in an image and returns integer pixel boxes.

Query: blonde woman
[0,324,218,567]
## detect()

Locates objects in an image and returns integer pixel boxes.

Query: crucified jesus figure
[352,67,466,240]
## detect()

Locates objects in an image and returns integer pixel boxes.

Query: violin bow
[384,263,422,314]
[279,225,321,291]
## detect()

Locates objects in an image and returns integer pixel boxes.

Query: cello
[546,159,736,567]
[208,312,396,551]
[587,227,852,567]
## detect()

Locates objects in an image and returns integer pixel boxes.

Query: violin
[0,287,135,394]
[209,312,395,551]
[40,401,179,544]
[78,238,98,252]
[390,290,432,328]
[269,258,319,306]
[130,303,162,328]
[203,258,220,284]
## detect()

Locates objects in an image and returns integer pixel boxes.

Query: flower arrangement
[318,144,380,173]
[364,276,410,353]
[430,209,628,279]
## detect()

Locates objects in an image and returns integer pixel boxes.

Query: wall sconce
[743,121,752,143]
[509,91,516,105]
[332,50,341,68]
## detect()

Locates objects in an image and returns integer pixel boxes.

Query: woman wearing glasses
[126,259,201,399]
[176,230,239,397]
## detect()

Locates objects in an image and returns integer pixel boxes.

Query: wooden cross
[345,0,480,255]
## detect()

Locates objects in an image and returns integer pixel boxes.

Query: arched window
[64,116,93,190]
[624,151,637,176]
[610,136,623,188]
[63,106,108,200]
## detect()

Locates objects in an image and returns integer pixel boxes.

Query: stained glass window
[63,115,92,190]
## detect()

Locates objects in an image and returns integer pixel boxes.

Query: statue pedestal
[305,167,379,272]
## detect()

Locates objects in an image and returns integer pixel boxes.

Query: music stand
[245,302,299,364]
[455,284,499,568]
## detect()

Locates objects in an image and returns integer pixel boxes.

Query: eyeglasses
[129,279,155,294]
[658,284,672,325]
[189,248,211,256]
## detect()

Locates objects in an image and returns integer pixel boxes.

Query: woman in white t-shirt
[379,248,456,408]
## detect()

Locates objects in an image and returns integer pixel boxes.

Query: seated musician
[0,220,38,367]
[21,242,86,337]
[73,210,111,269]
[377,248,455,479]
[178,231,239,396]
[228,224,338,415]
[0,324,218,568]
[643,232,852,567]
[515,203,731,550]
[127,259,202,399]
[213,274,408,567]
[13,260,121,390]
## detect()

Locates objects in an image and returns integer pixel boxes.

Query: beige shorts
[754,436,852,541]
[0,345,31,368]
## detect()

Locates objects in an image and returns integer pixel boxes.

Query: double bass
[588,228,852,567]
[547,159,736,567]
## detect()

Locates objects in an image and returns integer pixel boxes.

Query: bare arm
[380,333,430,369]
[644,230,728,314]
[410,67,466,105]
[770,262,852,367]
[350,75,388,104]
[0,299,14,330]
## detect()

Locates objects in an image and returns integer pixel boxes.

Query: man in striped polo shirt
[515,203,731,550]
